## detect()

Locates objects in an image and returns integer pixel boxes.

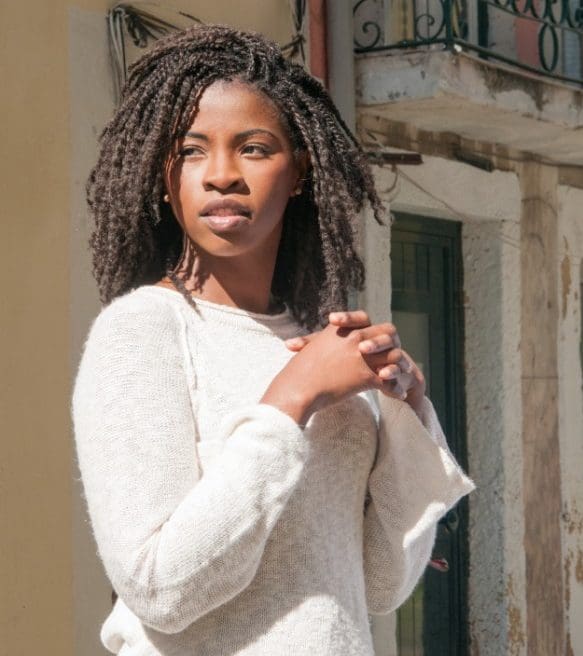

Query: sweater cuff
[396,397,476,510]
[409,396,457,453]
[374,394,476,530]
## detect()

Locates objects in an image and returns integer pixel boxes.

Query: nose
[202,151,244,192]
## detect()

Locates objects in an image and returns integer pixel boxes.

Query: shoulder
[78,286,190,373]
[72,287,195,436]
[86,286,184,343]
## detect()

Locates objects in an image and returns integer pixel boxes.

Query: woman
[73,24,474,656]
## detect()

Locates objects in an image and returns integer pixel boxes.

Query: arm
[363,394,475,614]
[284,311,474,612]
[72,299,309,634]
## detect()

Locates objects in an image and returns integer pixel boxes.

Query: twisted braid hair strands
[87,24,385,330]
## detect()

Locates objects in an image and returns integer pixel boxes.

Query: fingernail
[394,387,406,400]
[379,368,397,379]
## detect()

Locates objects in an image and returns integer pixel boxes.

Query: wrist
[260,378,316,426]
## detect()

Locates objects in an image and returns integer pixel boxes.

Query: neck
[170,240,281,315]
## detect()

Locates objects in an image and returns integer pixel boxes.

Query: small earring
[292,187,302,197]
[163,193,170,203]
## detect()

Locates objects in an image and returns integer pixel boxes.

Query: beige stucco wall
[1,1,76,653]
[1,2,298,654]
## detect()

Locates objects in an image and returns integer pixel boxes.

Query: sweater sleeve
[72,297,309,634]
[363,393,475,615]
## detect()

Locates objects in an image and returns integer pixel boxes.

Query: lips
[200,199,251,218]
[199,199,251,233]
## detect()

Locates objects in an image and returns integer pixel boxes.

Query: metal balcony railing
[353,0,583,86]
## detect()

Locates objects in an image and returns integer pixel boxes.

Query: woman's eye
[179,146,204,158]
[241,144,270,157]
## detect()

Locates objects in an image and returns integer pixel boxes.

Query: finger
[378,379,407,401]
[284,336,308,351]
[377,364,401,380]
[328,310,371,328]
[392,330,401,349]
[398,350,415,374]
[393,383,407,400]
[357,323,399,353]
[359,332,396,355]
[366,347,408,372]
[284,332,320,351]
[383,348,414,374]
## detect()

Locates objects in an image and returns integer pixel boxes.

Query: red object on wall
[514,0,540,68]
[309,0,328,88]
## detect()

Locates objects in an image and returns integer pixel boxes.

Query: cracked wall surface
[558,186,583,656]
[367,143,583,656]
[463,216,525,656]
[369,155,527,656]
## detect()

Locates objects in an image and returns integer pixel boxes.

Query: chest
[182,320,379,493]
[188,322,296,430]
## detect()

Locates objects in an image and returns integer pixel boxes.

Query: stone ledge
[356,49,583,166]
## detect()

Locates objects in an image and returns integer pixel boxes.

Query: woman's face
[164,80,304,260]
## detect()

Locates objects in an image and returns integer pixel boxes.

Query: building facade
[2,1,582,654]
[352,2,583,655]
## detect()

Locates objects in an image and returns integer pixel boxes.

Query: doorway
[391,214,470,656]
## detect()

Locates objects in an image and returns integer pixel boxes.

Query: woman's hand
[260,310,426,424]
[281,310,426,416]
[331,311,426,411]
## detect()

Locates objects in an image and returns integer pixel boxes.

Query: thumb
[284,332,319,352]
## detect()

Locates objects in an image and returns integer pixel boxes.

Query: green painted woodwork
[392,214,470,656]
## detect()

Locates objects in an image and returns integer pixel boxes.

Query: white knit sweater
[72,285,475,656]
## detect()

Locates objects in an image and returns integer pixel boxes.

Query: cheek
[174,169,203,205]
[256,162,296,202]
[273,158,297,187]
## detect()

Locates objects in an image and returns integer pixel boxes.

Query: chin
[191,235,255,258]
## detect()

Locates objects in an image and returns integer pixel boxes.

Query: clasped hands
[284,310,426,413]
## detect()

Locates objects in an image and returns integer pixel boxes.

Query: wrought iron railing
[353,0,583,86]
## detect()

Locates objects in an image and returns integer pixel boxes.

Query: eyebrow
[184,129,279,141]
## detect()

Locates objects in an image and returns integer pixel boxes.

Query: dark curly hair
[87,24,384,329]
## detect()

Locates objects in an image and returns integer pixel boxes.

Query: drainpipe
[308,0,329,88]
[325,0,356,132]
[308,0,355,130]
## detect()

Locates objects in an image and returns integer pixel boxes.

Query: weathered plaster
[356,50,583,166]
[561,237,573,320]
[520,163,564,656]
[371,153,520,224]
[358,203,392,324]
[359,51,583,656]
[463,218,526,656]
[368,154,526,655]
[505,574,526,656]
[557,185,583,656]
[358,200,396,656]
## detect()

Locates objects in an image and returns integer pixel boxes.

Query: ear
[291,150,310,196]
[296,149,309,181]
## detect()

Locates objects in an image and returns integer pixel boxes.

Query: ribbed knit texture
[72,285,475,655]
